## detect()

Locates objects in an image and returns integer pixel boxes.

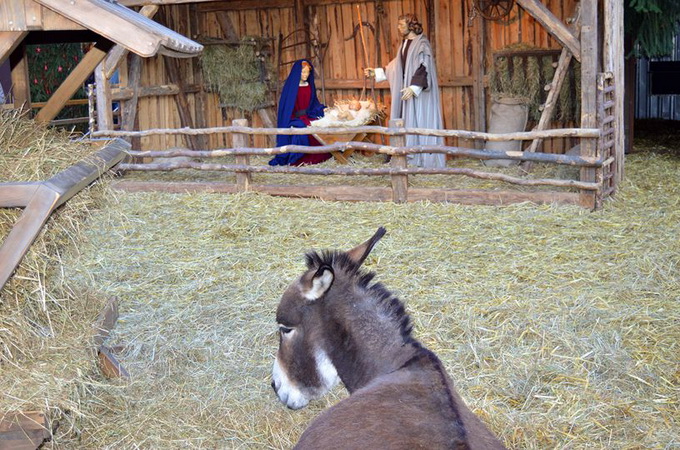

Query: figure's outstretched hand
[401,87,415,100]
[364,68,375,78]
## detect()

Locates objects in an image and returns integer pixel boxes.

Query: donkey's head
[271,227,387,409]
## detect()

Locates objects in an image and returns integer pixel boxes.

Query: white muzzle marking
[272,356,310,410]
[272,349,339,410]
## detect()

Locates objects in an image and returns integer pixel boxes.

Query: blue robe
[269,59,326,166]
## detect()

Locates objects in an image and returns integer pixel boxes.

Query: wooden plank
[389,119,407,203]
[0,141,127,290]
[0,184,60,291]
[45,139,128,208]
[163,54,207,150]
[98,345,130,378]
[121,53,143,149]
[0,411,49,450]
[215,10,240,41]
[578,0,598,209]
[470,8,485,142]
[92,297,119,349]
[232,119,252,191]
[603,0,624,189]
[0,31,27,64]
[35,40,111,123]
[102,5,159,80]
[0,0,27,31]
[111,180,582,207]
[9,43,30,110]
[95,60,113,131]
[0,182,40,208]
[515,0,581,61]
[39,6,85,30]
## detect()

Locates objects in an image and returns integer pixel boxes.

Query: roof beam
[0,31,28,64]
[515,0,581,62]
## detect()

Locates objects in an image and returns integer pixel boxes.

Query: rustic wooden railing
[95,118,608,209]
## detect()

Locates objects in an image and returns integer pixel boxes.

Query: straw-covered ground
[1,113,678,448]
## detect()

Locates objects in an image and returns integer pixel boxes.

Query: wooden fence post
[389,119,407,203]
[578,0,598,210]
[232,119,252,192]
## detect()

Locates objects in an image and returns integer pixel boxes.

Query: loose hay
[0,110,115,438]
[2,111,679,448]
[56,145,679,447]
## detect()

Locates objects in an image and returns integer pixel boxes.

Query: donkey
[272,227,505,449]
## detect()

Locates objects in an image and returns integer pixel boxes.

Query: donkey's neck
[323,290,421,393]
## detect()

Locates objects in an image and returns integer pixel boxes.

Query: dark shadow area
[632,119,680,156]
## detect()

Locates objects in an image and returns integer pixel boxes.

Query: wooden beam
[232,119,252,191]
[579,0,599,209]
[515,0,581,62]
[95,61,113,131]
[0,411,50,450]
[121,53,143,148]
[0,140,128,290]
[524,3,581,159]
[389,119,407,203]
[111,180,582,207]
[470,13,486,145]
[215,11,239,42]
[102,5,159,80]
[0,31,27,64]
[111,83,201,101]
[0,182,40,208]
[603,0,625,188]
[163,55,207,150]
[9,43,30,111]
[35,40,112,123]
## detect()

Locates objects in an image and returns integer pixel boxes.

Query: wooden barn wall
[131,0,579,153]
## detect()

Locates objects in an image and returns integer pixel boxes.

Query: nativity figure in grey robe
[366,14,445,168]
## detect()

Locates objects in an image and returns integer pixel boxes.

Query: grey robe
[385,34,445,168]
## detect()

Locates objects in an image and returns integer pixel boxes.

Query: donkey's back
[296,351,504,450]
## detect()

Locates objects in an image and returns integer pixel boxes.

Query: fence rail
[95,87,616,210]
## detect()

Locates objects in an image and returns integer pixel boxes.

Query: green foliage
[625,0,680,58]
[26,43,88,125]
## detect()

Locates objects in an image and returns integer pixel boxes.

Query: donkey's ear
[303,265,335,301]
[346,227,387,267]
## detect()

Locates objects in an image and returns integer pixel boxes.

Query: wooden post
[603,0,625,187]
[95,61,113,131]
[121,53,142,150]
[9,43,30,112]
[389,119,407,203]
[579,0,599,209]
[471,12,486,148]
[0,31,27,66]
[232,119,252,192]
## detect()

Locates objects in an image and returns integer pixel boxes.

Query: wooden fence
[94,113,612,210]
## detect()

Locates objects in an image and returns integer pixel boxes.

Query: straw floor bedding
[1,113,678,448]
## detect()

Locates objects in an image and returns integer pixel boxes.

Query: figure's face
[301,65,311,82]
[397,19,409,37]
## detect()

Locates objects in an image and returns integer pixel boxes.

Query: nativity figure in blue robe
[269,59,331,166]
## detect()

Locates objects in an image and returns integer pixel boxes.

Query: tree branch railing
[94,119,605,208]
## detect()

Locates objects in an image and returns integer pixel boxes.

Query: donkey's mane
[305,250,415,344]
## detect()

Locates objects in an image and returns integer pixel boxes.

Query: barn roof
[34,0,202,58]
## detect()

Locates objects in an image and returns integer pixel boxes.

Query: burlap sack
[483,96,529,167]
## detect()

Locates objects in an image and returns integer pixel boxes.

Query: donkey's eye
[279,325,294,334]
